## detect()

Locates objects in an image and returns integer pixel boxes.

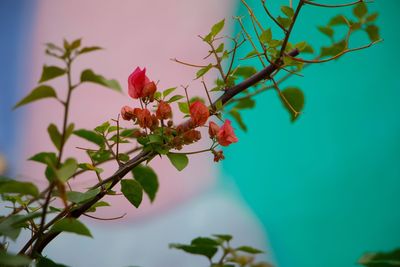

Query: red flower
[121,105,135,121]
[217,119,238,146]
[208,121,220,138]
[156,100,172,120]
[128,67,150,99]
[189,101,209,126]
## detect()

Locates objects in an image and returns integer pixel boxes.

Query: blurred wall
[223,1,400,267]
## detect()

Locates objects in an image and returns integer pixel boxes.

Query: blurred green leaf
[39,65,66,83]
[196,64,213,79]
[58,158,78,182]
[66,188,100,204]
[80,69,122,92]
[281,6,294,18]
[78,46,102,55]
[14,85,57,109]
[47,123,62,150]
[29,152,57,165]
[366,24,380,42]
[280,87,304,122]
[167,153,188,171]
[353,2,367,19]
[358,248,400,267]
[318,26,334,38]
[0,179,39,197]
[229,109,247,131]
[0,251,32,267]
[236,246,263,254]
[37,256,70,267]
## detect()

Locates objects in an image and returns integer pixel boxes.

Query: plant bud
[156,100,172,120]
[120,105,135,121]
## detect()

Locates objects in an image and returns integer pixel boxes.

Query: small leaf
[14,85,57,109]
[365,24,380,42]
[204,19,225,41]
[78,46,102,55]
[280,87,305,122]
[73,129,104,146]
[162,87,177,98]
[329,15,347,26]
[49,218,92,237]
[169,244,218,260]
[0,251,32,267]
[132,165,159,202]
[318,26,334,38]
[259,28,272,44]
[236,246,263,254]
[353,2,367,19]
[358,248,400,267]
[212,234,233,242]
[66,188,100,204]
[94,121,110,134]
[229,109,247,131]
[281,6,294,18]
[235,98,255,110]
[196,64,213,79]
[87,201,110,213]
[192,237,219,247]
[234,66,257,79]
[69,38,81,50]
[39,65,66,83]
[121,179,143,208]
[47,123,62,150]
[167,153,189,171]
[277,16,291,29]
[80,69,122,92]
[178,102,189,114]
[168,94,185,103]
[366,13,378,23]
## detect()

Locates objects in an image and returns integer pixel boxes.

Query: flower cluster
[121,67,238,162]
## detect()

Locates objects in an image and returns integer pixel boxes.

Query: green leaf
[277,16,291,29]
[78,46,102,55]
[0,213,42,240]
[204,19,225,41]
[280,87,305,122]
[281,6,294,18]
[329,15,347,26]
[58,158,78,182]
[170,238,219,260]
[168,94,185,103]
[318,26,334,38]
[69,38,81,50]
[234,66,257,79]
[178,102,189,114]
[121,179,143,208]
[37,256,70,267]
[94,121,110,134]
[236,246,263,254]
[366,13,378,23]
[132,165,159,202]
[39,65,66,83]
[192,237,219,247]
[0,251,32,267]
[196,64,213,79]
[14,85,57,109]
[80,69,122,92]
[47,123,62,150]
[49,218,92,237]
[358,248,400,267]
[229,109,247,131]
[320,40,346,58]
[73,129,104,146]
[235,98,255,110]
[0,179,39,197]
[212,234,233,242]
[66,188,100,204]
[166,153,189,171]
[353,2,367,19]
[162,87,177,98]
[259,28,272,44]
[87,201,110,213]
[365,24,380,42]
[29,152,57,165]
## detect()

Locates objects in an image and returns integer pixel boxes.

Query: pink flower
[156,100,172,120]
[217,119,238,146]
[208,121,220,138]
[189,101,209,126]
[121,105,135,121]
[128,67,150,99]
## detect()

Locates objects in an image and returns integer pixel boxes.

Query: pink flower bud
[121,105,135,121]
[189,101,209,126]
[156,100,172,120]
[208,121,220,138]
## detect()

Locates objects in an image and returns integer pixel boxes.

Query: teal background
[223,1,400,267]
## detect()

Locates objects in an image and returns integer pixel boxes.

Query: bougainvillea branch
[0,1,382,266]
